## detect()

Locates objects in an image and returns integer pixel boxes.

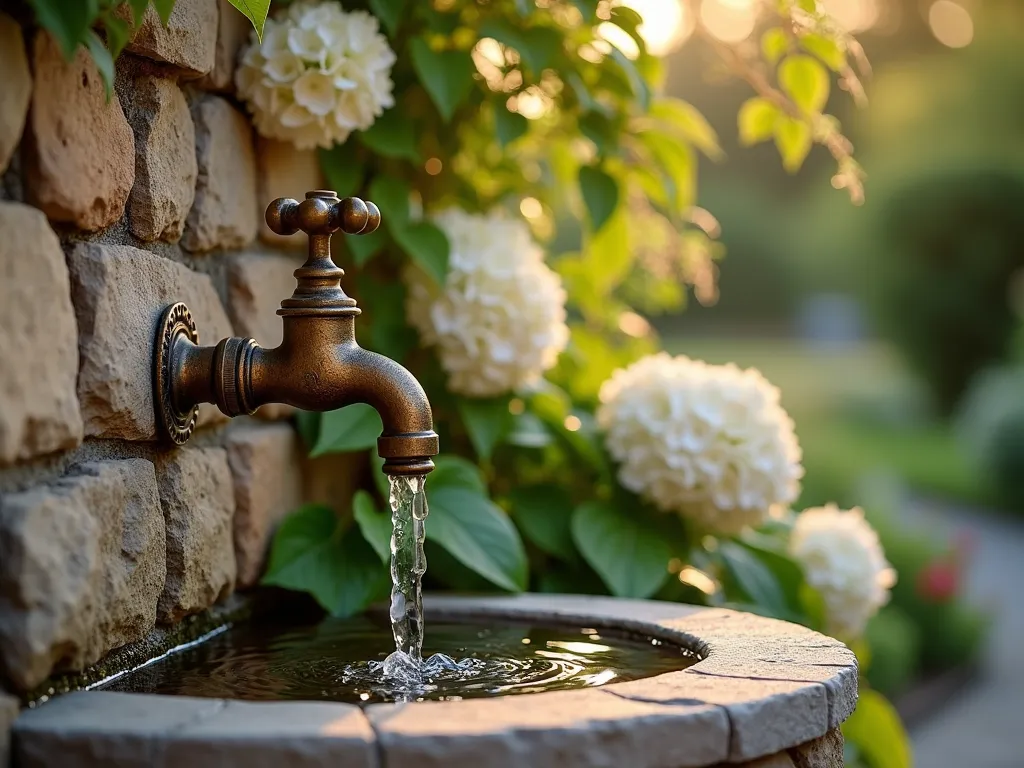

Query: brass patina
[154,190,439,475]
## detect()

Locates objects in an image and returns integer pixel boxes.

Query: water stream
[379,474,429,679]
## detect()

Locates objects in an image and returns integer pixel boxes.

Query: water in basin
[97,614,697,703]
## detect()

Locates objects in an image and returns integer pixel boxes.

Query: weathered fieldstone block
[0,460,165,691]
[155,447,236,622]
[68,242,232,440]
[731,753,796,768]
[124,76,197,242]
[789,727,844,768]
[256,137,324,249]
[0,202,83,465]
[182,96,258,252]
[23,32,134,232]
[1,690,18,767]
[226,249,296,419]
[199,0,253,92]
[225,424,303,587]
[125,0,217,78]
[0,13,31,173]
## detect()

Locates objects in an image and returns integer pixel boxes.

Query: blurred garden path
[899,498,1024,767]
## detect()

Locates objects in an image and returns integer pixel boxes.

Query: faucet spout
[153,190,439,475]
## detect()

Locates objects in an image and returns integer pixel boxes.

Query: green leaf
[457,397,512,461]
[368,0,406,37]
[479,19,562,74]
[529,388,610,476]
[608,47,650,112]
[579,111,617,157]
[779,54,831,114]
[737,533,806,613]
[127,0,150,27]
[393,221,450,286]
[311,403,383,457]
[799,32,847,71]
[566,72,595,112]
[361,279,414,361]
[84,30,115,99]
[510,484,575,560]
[226,0,270,41]
[774,115,813,173]
[262,505,388,617]
[609,6,646,52]
[650,99,722,160]
[353,490,391,563]
[319,146,363,199]
[151,0,176,26]
[410,38,475,123]
[294,410,320,450]
[761,27,789,66]
[29,0,98,59]
[571,501,671,598]
[429,454,487,494]
[842,690,912,768]
[718,541,788,618]
[578,166,618,233]
[369,174,411,230]
[345,228,387,267]
[428,486,528,591]
[358,109,419,161]
[572,0,599,20]
[101,13,132,59]
[506,411,553,448]
[370,452,391,502]
[738,97,779,146]
[638,130,695,214]
[494,104,529,147]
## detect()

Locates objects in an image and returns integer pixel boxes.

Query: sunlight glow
[820,0,880,33]
[679,566,717,595]
[519,197,543,219]
[928,0,974,48]
[622,0,692,55]
[563,415,583,432]
[548,640,614,654]
[700,0,757,43]
[618,311,652,338]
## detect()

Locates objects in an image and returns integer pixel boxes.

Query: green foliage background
[22,0,909,764]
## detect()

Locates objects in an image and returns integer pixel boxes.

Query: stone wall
[0,0,345,716]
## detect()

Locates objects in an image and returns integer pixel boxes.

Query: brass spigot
[154,190,439,476]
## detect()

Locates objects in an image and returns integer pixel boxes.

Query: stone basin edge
[12,593,858,768]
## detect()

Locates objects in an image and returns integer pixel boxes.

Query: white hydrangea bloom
[406,208,570,398]
[789,504,897,638]
[597,354,803,533]
[234,0,396,150]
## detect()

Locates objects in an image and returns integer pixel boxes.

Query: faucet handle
[265,190,381,238]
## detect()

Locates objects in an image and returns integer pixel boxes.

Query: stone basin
[12,594,857,768]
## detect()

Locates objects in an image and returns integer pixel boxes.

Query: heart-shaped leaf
[571,501,671,598]
[428,486,528,592]
[262,505,388,617]
[311,403,382,457]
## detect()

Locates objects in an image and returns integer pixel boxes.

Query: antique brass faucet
[153,190,439,475]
